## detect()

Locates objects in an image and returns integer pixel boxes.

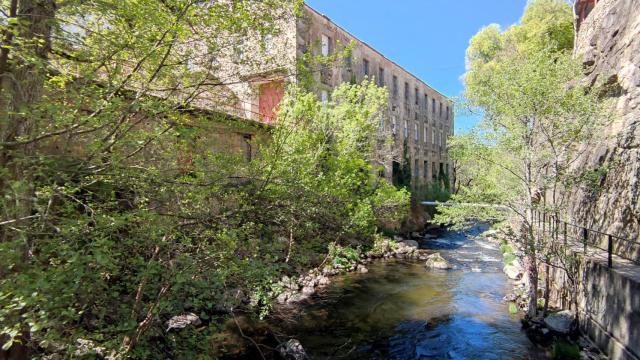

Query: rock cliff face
[570,0,640,261]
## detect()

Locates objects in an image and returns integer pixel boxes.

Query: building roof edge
[303,4,452,103]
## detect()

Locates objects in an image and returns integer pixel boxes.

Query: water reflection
[273,227,546,359]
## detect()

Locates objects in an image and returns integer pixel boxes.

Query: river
[270,225,547,359]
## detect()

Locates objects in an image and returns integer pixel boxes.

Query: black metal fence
[532,209,640,268]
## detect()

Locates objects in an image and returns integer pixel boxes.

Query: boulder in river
[544,310,575,334]
[287,292,309,303]
[356,264,369,273]
[401,240,419,248]
[277,339,308,360]
[503,262,522,280]
[424,253,452,270]
[301,286,315,296]
[317,275,330,286]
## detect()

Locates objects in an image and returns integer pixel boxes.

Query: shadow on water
[270,225,548,359]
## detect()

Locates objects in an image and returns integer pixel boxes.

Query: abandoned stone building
[220,4,454,188]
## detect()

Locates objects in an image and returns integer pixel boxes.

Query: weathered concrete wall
[570,0,640,261]
[548,253,640,360]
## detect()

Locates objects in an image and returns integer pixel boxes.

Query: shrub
[552,340,580,360]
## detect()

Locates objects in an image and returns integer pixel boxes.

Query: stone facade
[569,0,640,261]
[227,5,454,187]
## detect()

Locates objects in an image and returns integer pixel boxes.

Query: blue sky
[304,0,528,133]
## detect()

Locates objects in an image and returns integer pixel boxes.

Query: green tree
[0,28,409,353]
[436,0,607,317]
[0,0,395,357]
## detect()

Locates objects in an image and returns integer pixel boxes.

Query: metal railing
[532,209,640,268]
[420,201,640,269]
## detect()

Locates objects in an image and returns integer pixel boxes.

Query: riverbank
[492,225,609,360]
[217,225,548,359]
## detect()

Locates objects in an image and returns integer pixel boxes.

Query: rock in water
[277,339,308,360]
[503,263,522,280]
[424,253,452,270]
[356,264,369,273]
[317,275,330,285]
[544,310,575,334]
[401,240,419,248]
[165,313,201,331]
[301,286,315,296]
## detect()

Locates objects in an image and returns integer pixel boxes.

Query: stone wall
[570,0,640,261]
[548,253,640,360]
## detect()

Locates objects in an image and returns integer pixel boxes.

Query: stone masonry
[570,0,640,261]
[222,4,454,188]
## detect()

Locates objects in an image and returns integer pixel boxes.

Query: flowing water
[273,226,547,359]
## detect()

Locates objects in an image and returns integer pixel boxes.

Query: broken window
[321,34,331,56]
[432,98,435,114]
[424,94,428,110]
[378,67,385,87]
[392,116,397,135]
[404,82,409,102]
[363,59,370,77]
[392,75,398,97]
[414,123,418,142]
[414,87,419,105]
[403,119,408,138]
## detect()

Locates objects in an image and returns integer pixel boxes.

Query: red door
[258,81,284,124]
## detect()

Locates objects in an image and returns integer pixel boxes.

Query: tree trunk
[543,263,551,316]
[0,0,56,244]
[524,252,539,317]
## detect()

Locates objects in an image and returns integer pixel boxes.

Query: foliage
[367,234,396,257]
[508,302,518,315]
[328,243,360,269]
[414,182,450,203]
[552,340,580,360]
[438,0,609,316]
[0,0,409,355]
[500,243,514,255]
[392,139,413,189]
[503,253,517,266]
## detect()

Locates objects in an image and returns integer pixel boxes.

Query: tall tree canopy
[0,1,409,358]
[437,0,607,316]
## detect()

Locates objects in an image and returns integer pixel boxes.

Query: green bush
[0,81,410,358]
[552,340,580,360]
[503,253,517,265]
[500,243,514,254]
[329,244,361,269]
